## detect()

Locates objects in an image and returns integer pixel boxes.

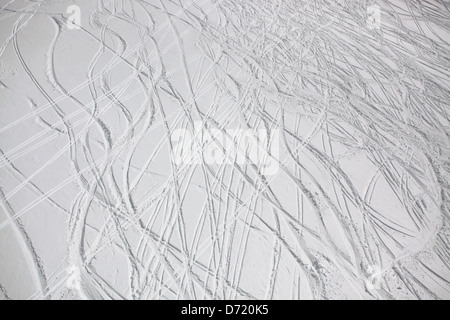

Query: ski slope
[0,0,449,300]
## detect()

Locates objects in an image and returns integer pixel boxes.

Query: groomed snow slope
[0,0,449,300]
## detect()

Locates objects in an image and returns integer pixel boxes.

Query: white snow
[0,0,449,300]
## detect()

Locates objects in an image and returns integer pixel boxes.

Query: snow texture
[0,0,449,300]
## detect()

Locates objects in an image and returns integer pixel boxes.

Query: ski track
[0,0,449,300]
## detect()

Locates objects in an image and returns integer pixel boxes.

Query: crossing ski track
[0,0,449,300]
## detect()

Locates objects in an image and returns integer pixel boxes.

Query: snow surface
[0,0,449,300]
